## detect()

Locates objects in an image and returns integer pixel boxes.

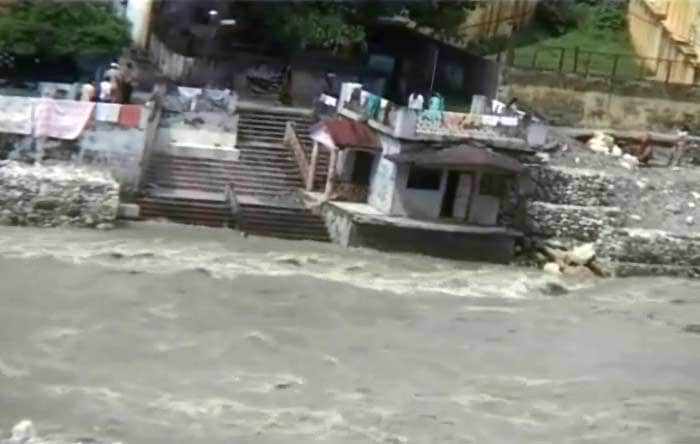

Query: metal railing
[283,121,309,186]
[502,45,692,84]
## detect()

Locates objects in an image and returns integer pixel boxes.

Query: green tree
[0,0,130,55]
[229,1,478,52]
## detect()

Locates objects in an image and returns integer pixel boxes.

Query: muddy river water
[0,223,699,444]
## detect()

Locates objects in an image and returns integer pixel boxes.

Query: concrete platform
[314,196,521,263]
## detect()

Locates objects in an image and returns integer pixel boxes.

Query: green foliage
[592,4,627,31]
[0,0,130,55]
[230,1,477,52]
[276,7,366,51]
[511,1,637,79]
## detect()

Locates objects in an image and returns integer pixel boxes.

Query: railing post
[531,49,539,69]
[323,149,338,200]
[573,46,580,73]
[284,121,309,184]
[665,60,672,84]
[306,141,319,191]
[558,47,566,73]
[638,57,647,80]
[611,55,620,80]
[584,52,592,77]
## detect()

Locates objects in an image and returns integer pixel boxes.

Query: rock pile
[587,131,639,170]
[0,161,119,228]
[533,240,605,279]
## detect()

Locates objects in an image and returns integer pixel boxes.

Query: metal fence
[500,46,691,84]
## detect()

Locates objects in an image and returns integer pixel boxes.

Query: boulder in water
[566,243,596,266]
[543,262,561,275]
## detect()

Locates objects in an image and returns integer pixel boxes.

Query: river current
[0,223,699,444]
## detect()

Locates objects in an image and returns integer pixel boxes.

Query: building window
[479,174,506,197]
[407,167,442,190]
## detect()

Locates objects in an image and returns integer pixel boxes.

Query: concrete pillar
[306,141,319,191]
[324,148,338,199]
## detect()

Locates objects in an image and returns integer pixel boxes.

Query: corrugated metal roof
[310,119,382,151]
[386,144,523,174]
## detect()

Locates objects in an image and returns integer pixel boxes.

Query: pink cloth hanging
[34,99,95,140]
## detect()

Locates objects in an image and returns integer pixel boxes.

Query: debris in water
[683,324,700,334]
[540,281,568,297]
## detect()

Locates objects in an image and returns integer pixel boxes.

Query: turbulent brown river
[1,223,699,444]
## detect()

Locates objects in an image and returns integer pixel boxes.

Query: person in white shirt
[98,79,112,102]
[408,92,424,112]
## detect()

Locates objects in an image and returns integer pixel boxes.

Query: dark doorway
[440,171,460,218]
[351,151,375,186]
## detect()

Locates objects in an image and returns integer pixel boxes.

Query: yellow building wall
[628,0,699,84]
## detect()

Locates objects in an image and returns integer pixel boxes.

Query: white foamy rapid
[0,224,582,299]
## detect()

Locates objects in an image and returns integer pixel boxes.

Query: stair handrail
[225,182,242,223]
[283,121,310,186]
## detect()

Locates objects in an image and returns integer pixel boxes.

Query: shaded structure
[308,104,528,262]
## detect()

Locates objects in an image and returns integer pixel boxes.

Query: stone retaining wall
[597,228,700,277]
[0,161,119,228]
[526,202,623,242]
[528,165,633,207]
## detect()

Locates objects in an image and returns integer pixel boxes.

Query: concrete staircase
[235,195,330,242]
[138,104,331,241]
[224,104,330,240]
[237,104,330,190]
[139,154,236,227]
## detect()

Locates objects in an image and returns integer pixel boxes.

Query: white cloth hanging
[178,87,203,111]
[95,103,121,123]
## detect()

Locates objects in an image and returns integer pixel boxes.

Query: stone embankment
[525,165,630,244]
[0,160,119,228]
[597,228,700,279]
[523,164,698,278]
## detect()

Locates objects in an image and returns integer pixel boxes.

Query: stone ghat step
[600,261,700,279]
[238,110,315,123]
[147,179,301,194]
[240,228,329,242]
[241,217,327,231]
[240,205,324,218]
[139,197,232,227]
[237,118,313,129]
[236,197,330,242]
[148,163,300,178]
[239,221,330,241]
[148,154,239,166]
[238,133,313,145]
[236,123,314,138]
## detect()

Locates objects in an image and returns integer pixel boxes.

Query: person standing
[98,76,112,102]
[408,91,424,113]
[668,125,689,167]
[631,132,655,165]
[80,81,96,101]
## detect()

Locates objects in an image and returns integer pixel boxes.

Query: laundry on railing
[0,95,146,140]
[34,99,95,140]
[118,105,142,128]
[95,103,121,123]
[177,86,202,111]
